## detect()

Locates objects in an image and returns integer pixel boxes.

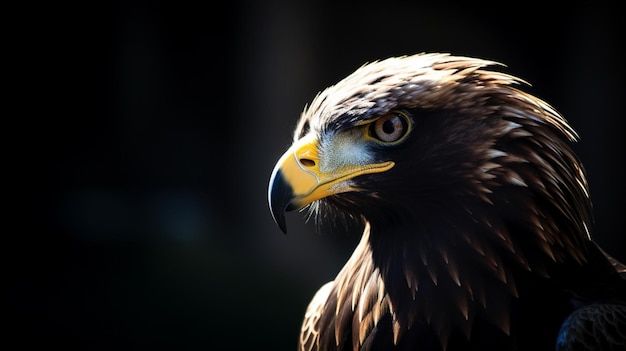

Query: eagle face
[267,53,624,350]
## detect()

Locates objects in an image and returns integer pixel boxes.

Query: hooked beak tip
[268,169,292,234]
[271,207,288,234]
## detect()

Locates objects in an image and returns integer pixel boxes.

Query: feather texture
[271,53,626,350]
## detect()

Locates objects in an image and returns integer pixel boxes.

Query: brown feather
[285,53,614,350]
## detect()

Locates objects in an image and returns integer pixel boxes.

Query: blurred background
[15,1,623,349]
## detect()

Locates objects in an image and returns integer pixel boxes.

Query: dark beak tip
[279,222,287,235]
[271,208,288,234]
[268,169,292,234]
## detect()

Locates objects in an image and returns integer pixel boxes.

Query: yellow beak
[268,134,394,233]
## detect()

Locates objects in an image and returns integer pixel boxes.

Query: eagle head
[267,53,602,349]
[269,53,590,256]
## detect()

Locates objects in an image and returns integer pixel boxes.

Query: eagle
[267,53,626,351]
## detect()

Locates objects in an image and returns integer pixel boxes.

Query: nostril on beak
[300,159,316,167]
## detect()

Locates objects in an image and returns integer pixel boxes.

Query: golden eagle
[268,53,626,351]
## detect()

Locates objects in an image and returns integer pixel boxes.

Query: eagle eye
[369,110,411,144]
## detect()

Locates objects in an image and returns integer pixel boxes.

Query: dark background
[15,1,624,349]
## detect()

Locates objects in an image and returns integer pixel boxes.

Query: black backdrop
[15,1,624,349]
